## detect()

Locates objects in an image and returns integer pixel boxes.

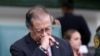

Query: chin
[74,47,80,50]
[74,48,79,51]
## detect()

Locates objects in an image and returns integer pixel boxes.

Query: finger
[49,36,56,43]
[49,40,54,46]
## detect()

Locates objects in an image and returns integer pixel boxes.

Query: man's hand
[40,36,55,50]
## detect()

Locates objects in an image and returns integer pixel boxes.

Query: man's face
[30,15,52,42]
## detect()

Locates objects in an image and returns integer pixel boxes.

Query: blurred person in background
[54,0,91,46]
[94,26,100,56]
[10,5,74,56]
[63,29,82,56]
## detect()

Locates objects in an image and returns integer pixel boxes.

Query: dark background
[0,0,100,10]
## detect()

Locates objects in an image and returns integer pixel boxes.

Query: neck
[73,49,79,56]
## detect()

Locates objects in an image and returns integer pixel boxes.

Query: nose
[41,31,48,37]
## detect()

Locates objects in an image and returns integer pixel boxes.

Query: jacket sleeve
[10,45,46,56]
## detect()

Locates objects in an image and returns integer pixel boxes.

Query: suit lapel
[25,33,39,52]
[51,42,61,56]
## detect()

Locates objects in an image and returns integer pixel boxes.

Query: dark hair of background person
[59,0,74,9]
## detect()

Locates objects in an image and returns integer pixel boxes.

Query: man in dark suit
[10,6,73,56]
[55,0,91,46]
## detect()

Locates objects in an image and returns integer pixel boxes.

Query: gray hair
[26,5,54,29]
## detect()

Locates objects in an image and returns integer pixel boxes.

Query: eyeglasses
[33,26,52,34]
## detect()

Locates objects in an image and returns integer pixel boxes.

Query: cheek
[70,40,81,49]
[31,31,41,39]
[48,31,52,36]
[46,30,52,36]
[35,33,41,38]
[70,40,77,46]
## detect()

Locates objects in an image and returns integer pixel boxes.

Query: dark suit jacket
[10,33,74,56]
[58,13,91,45]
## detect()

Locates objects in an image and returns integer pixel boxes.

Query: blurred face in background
[69,31,81,51]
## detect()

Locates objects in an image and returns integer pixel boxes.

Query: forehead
[71,32,81,38]
[32,15,51,28]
